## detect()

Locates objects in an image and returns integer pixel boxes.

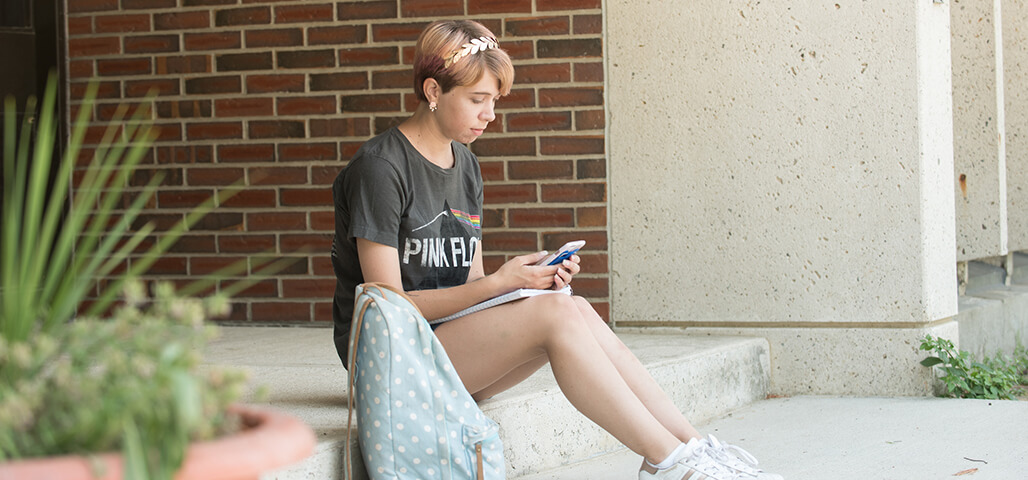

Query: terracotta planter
[0,405,316,480]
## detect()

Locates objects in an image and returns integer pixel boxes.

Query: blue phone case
[547,248,580,266]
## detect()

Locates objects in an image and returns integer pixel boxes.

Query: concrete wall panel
[1003,0,1028,251]
[608,1,956,326]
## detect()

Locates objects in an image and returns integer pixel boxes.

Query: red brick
[125,79,180,97]
[540,87,603,107]
[339,47,398,66]
[190,256,245,275]
[502,40,534,60]
[252,302,311,322]
[215,7,271,26]
[220,189,277,208]
[506,16,569,36]
[314,302,333,322]
[340,141,363,158]
[277,96,336,116]
[469,0,531,14]
[186,122,243,140]
[308,25,367,45]
[153,123,184,142]
[251,166,307,185]
[538,0,601,10]
[340,93,400,113]
[247,74,304,93]
[540,135,604,155]
[372,23,428,42]
[122,0,176,9]
[278,50,336,69]
[509,208,574,228]
[573,14,602,34]
[541,183,605,203]
[310,117,372,136]
[310,211,334,231]
[166,235,216,253]
[574,62,603,83]
[482,209,505,228]
[67,17,93,35]
[483,184,536,204]
[281,189,332,207]
[156,100,212,119]
[470,136,535,157]
[218,144,276,163]
[480,161,504,181]
[233,279,280,298]
[577,158,605,179]
[508,160,573,179]
[515,63,571,84]
[482,231,537,251]
[249,120,304,139]
[124,35,179,54]
[280,233,332,252]
[570,277,607,298]
[156,55,211,74]
[69,60,94,79]
[371,69,413,89]
[577,206,606,227]
[310,72,367,91]
[577,253,608,274]
[253,255,309,276]
[213,98,272,117]
[500,89,535,108]
[246,28,303,47]
[507,112,572,132]
[400,0,461,17]
[217,52,273,71]
[219,235,276,253]
[157,145,214,164]
[538,38,601,58]
[282,279,335,298]
[157,189,214,208]
[68,36,120,57]
[155,11,210,30]
[311,256,334,275]
[130,167,183,187]
[68,0,119,13]
[575,110,604,130]
[247,212,307,231]
[309,166,339,185]
[543,231,607,250]
[184,0,235,5]
[97,58,151,76]
[187,167,245,186]
[195,212,245,231]
[337,1,396,20]
[281,143,338,162]
[185,32,241,50]
[95,13,151,33]
[133,213,184,231]
[275,4,334,23]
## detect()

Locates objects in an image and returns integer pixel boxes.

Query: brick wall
[65,0,609,324]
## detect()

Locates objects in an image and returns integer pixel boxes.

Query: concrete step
[202,327,771,479]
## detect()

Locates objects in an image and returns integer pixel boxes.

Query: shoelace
[704,435,762,475]
[687,440,747,479]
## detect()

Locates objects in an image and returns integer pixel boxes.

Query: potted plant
[0,75,316,479]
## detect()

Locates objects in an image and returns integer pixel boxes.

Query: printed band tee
[331,126,484,364]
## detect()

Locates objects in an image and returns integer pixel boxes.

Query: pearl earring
[429,102,437,112]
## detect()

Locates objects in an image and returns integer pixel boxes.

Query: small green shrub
[919,335,1023,400]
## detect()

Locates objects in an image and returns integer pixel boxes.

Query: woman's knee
[523,293,589,333]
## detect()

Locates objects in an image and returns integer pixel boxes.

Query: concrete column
[607,0,958,395]
[1003,0,1028,251]
[952,0,1007,261]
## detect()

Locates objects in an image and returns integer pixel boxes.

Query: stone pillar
[1004,0,1028,251]
[952,0,1007,261]
[606,0,958,395]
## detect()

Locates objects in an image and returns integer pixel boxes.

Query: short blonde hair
[413,20,514,102]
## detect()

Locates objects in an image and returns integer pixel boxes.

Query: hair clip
[443,36,499,69]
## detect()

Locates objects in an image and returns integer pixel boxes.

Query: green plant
[919,335,1022,400]
[0,74,254,478]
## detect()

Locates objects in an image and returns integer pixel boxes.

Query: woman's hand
[493,251,562,291]
[551,254,581,291]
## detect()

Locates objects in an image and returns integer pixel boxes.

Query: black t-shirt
[331,126,484,364]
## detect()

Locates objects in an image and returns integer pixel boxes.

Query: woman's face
[435,71,500,144]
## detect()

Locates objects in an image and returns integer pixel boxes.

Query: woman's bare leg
[572,297,702,442]
[434,294,680,464]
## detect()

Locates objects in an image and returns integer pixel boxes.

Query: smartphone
[535,240,585,266]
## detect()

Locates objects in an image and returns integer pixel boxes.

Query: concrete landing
[518,396,1028,480]
[202,326,772,479]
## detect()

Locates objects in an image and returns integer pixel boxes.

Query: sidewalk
[519,396,1028,480]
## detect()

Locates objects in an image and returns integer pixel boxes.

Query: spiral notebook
[429,285,573,325]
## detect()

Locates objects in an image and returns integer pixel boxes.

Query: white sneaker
[638,438,747,480]
[703,434,783,480]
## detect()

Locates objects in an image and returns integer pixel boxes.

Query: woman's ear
[422,78,441,103]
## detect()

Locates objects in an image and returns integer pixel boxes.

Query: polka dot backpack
[345,283,505,479]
